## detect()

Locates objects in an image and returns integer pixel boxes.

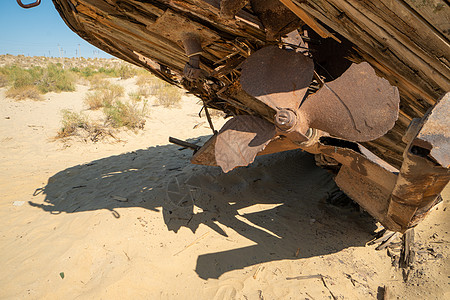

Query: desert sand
[0,79,448,299]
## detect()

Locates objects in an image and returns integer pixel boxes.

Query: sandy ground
[0,81,448,299]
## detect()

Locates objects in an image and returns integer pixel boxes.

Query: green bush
[0,65,42,88]
[0,64,76,93]
[38,64,76,93]
[104,100,147,130]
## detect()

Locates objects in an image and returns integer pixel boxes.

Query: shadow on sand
[30,136,376,279]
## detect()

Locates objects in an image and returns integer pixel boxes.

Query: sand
[0,81,448,299]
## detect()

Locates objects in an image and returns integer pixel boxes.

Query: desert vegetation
[84,82,125,109]
[0,55,190,143]
[135,73,182,108]
[0,54,140,100]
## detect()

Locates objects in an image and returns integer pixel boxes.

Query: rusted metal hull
[50,0,449,232]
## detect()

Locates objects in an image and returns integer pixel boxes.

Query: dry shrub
[155,85,182,108]
[135,74,155,86]
[84,91,105,110]
[118,65,137,79]
[0,74,8,87]
[208,108,226,119]
[128,85,151,102]
[108,83,125,97]
[104,100,148,130]
[56,110,113,142]
[57,110,90,138]
[6,85,42,101]
[84,83,124,110]
[138,86,151,98]
[88,73,108,90]
[136,74,165,95]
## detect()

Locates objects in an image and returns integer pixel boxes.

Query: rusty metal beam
[386,93,450,232]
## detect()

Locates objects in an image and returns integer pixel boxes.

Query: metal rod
[169,137,201,152]
[17,0,41,8]
[202,100,217,135]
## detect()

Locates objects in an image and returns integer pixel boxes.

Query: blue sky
[0,1,111,58]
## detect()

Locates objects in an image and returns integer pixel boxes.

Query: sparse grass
[84,91,106,110]
[104,100,148,130]
[128,91,143,102]
[84,83,124,110]
[155,85,182,108]
[6,86,42,101]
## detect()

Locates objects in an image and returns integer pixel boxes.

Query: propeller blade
[215,115,276,173]
[299,62,400,142]
[240,45,314,110]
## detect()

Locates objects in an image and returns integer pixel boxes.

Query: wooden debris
[320,275,338,300]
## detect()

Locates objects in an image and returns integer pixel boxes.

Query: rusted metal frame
[297,137,400,230]
[386,93,450,232]
[17,0,41,8]
[303,92,449,233]
[387,151,449,232]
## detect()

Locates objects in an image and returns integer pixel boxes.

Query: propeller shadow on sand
[30,136,376,279]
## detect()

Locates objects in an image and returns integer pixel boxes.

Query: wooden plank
[330,0,450,87]
[403,0,450,40]
[279,0,341,42]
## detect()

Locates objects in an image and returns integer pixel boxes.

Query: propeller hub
[275,109,297,131]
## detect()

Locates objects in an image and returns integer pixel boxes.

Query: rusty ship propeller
[194,46,400,173]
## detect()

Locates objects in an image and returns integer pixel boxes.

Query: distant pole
[78,44,81,59]
[58,44,62,60]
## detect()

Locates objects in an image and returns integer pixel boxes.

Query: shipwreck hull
[51,0,449,167]
[48,0,449,232]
